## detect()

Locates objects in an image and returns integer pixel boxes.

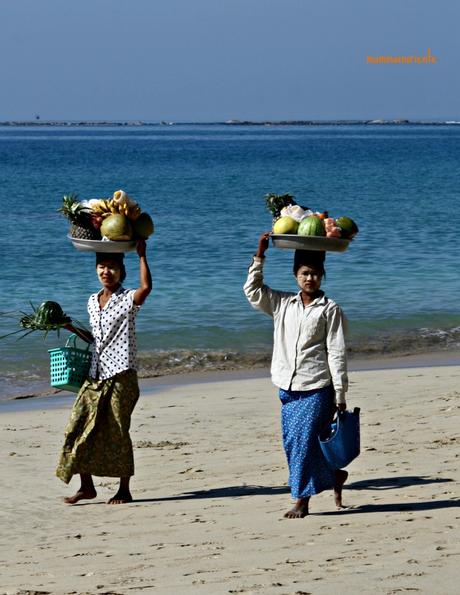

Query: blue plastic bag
[318,407,361,469]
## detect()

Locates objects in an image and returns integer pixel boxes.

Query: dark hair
[95,252,126,283]
[293,249,326,276]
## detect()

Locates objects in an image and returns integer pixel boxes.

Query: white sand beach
[1,365,459,595]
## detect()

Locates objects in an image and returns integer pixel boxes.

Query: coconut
[100,214,133,241]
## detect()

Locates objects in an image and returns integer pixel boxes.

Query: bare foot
[334,469,348,508]
[64,489,97,505]
[284,497,310,518]
[107,490,133,504]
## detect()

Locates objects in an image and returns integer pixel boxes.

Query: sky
[0,0,459,121]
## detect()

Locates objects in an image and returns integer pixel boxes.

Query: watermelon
[297,216,326,237]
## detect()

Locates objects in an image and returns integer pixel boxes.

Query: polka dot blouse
[87,286,140,380]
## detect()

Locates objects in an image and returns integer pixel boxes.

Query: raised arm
[255,231,271,258]
[243,231,283,317]
[133,240,152,306]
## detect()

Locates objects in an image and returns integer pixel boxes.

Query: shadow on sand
[134,476,459,513]
[345,475,454,490]
[134,484,290,503]
[318,499,459,515]
[346,475,454,490]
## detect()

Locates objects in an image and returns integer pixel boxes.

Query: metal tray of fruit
[271,234,350,252]
[68,235,137,253]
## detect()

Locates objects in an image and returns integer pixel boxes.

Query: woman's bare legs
[108,477,133,504]
[334,469,348,508]
[64,473,97,504]
[284,469,348,518]
[284,497,310,518]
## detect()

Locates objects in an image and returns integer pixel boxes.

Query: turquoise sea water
[0,124,459,398]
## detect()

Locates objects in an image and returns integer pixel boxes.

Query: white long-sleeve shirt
[243,256,348,404]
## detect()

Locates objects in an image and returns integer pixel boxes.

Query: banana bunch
[114,200,142,220]
[113,189,135,206]
[88,198,114,217]
[89,195,142,221]
[111,189,142,220]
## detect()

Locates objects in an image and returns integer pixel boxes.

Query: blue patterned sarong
[280,386,335,499]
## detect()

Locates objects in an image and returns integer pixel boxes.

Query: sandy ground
[1,366,459,595]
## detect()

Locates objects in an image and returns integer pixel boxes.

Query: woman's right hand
[256,231,271,258]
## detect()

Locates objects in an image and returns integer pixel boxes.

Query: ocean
[0,124,459,399]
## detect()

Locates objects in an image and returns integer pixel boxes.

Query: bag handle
[335,406,361,423]
[65,333,90,352]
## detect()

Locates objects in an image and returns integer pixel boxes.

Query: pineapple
[264,193,296,225]
[58,194,102,240]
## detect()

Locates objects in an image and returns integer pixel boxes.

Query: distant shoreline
[1,118,460,127]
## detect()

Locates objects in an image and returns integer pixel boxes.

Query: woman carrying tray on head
[56,240,152,504]
[243,232,349,518]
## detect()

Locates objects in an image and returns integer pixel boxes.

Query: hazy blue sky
[1,0,458,121]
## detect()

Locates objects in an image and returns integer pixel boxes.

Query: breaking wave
[136,325,460,376]
[1,326,458,402]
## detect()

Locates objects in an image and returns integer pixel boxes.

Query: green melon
[336,216,359,239]
[297,216,326,237]
[273,216,298,234]
[100,214,133,241]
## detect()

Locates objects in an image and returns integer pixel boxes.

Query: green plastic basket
[48,334,91,393]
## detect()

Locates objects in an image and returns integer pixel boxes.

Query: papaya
[133,212,154,239]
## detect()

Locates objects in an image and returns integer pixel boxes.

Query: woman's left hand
[337,402,347,412]
[136,239,147,257]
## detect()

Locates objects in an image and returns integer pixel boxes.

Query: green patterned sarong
[56,369,139,484]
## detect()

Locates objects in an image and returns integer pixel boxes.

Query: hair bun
[293,250,326,275]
